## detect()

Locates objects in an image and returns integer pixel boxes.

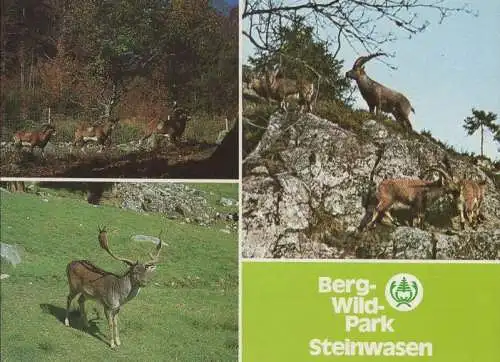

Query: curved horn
[98,226,135,266]
[423,167,453,182]
[352,52,388,69]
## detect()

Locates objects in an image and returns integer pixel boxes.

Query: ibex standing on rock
[74,117,119,148]
[430,158,488,229]
[13,124,56,156]
[65,226,163,348]
[346,53,415,130]
[360,167,459,230]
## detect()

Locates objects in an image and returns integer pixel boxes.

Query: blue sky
[242,1,500,160]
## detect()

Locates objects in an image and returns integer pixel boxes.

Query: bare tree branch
[243,0,475,58]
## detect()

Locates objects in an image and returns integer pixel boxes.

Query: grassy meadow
[0,185,238,361]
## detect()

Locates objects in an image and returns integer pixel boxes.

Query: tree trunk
[480,124,484,157]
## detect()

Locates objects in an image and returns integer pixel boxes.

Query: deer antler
[352,52,387,69]
[146,230,163,265]
[98,226,136,266]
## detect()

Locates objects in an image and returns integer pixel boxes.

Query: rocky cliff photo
[242,110,499,260]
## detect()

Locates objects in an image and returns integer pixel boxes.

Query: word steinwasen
[312,277,432,357]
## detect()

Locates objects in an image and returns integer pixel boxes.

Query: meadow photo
[0,181,238,360]
[1,1,239,179]
[241,0,499,259]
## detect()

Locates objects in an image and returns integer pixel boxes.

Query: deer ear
[146,265,157,272]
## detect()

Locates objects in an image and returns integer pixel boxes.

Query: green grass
[0,189,238,361]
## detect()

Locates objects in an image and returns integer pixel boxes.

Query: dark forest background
[1,0,238,141]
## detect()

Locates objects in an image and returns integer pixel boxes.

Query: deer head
[97,226,162,287]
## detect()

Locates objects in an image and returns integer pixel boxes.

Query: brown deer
[141,102,190,145]
[346,53,415,130]
[65,226,162,348]
[13,124,56,156]
[74,118,119,148]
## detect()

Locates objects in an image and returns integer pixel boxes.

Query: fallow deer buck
[65,226,162,348]
[13,123,56,156]
[346,53,415,131]
[73,117,119,149]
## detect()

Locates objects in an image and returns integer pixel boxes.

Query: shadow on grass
[38,181,114,204]
[39,303,108,346]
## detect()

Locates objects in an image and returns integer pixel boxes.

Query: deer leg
[366,200,392,228]
[65,292,80,326]
[104,308,116,348]
[113,309,121,346]
[384,210,398,226]
[466,210,474,228]
[78,295,89,327]
[457,202,466,230]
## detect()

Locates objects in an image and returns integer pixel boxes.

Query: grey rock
[243,112,500,259]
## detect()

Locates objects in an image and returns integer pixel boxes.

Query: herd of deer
[65,226,163,348]
[11,102,190,156]
[246,54,489,231]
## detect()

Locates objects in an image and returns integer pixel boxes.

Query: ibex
[248,67,314,113]
[361,167,458,230]
[13,124,56,155]
[65,226,162,348]
[346,53,415,130]
[432,158,487,229]
[141,102,190,145]
[74,117,119,148]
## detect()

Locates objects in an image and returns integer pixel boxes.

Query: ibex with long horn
[346,53,415,130]
[65,226,163,348]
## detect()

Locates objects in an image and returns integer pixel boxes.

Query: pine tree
[463,109,498,157]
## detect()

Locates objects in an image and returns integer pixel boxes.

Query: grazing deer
[65,226,162,348]
[74,118,119,149]
[12,124,56,156]
[346,53,415,130]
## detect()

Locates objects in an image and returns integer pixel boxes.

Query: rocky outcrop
[112,183,238,228]
[242,113,500,259]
